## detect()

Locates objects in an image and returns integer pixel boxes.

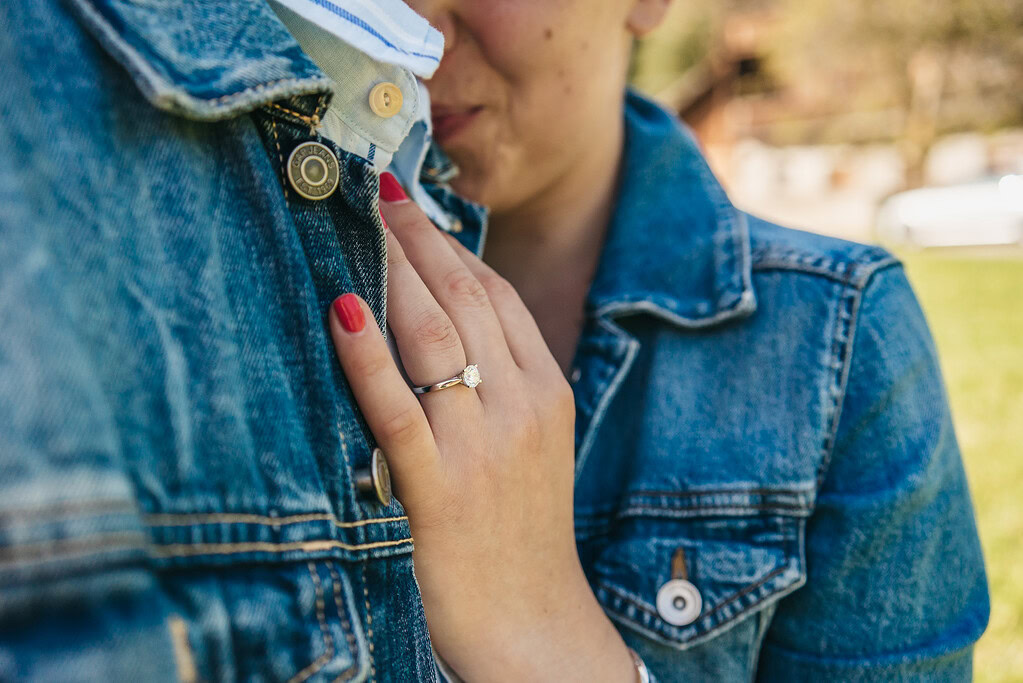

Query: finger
[328,293,441,500]
[441,232,561,375]
[381,229,479,411]
[379,173,512,373]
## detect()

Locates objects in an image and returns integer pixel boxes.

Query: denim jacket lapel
[588,90,757,328]
[572,91,758,478]
[66,0,332,120]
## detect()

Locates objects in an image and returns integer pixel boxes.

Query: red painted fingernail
[379,207,389,230]
[379,172,408,202]
[334,294,365,333]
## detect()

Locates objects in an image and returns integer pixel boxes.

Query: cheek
[462,1,581,83]
[441,1,626,206]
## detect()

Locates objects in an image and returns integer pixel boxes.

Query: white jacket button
[656,578,702,626]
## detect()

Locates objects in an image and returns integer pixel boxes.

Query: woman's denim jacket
[0,0,988,679]
[564,92,990,681]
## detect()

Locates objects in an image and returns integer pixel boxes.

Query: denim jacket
[0,0,483,680]
[0,0,987,680]
[564,92,990,681]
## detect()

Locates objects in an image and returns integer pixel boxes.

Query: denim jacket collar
[67,0,331,120]
[588,90,757,328]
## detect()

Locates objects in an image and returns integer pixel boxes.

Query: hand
[327,175,635,682]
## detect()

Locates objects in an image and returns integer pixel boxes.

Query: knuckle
[386,243,409,269]
[351,350,393,381]
[378,406,426,449]
[479,271,515,300]
[554,380,577,417]
[544,374,576,417]
[442,268,490,309]
[411,310,462,353]
[413,489,471,531]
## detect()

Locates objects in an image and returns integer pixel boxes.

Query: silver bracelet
[627,647,651,683]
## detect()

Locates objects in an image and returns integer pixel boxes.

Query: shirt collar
[269,0,444,78]
[267,2,455,231]
[587,90,757,328]
[268,1,421,164]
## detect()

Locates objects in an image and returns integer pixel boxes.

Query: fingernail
[333,294,365,333]
[379,172,408,203]
[379,207,389,231]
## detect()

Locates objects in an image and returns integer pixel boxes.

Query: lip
[431,105,484,144]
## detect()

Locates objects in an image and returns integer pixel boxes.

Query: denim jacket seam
[573,317,641,482]
[361,563,377,682]
[288,562,335,683]
[616,505,811,518]
[266,101,323,130]
[0,531,149,568]
[143,512,408,529]
[626,485,813,498]
[750,253,900,287]
[599,563,788,623]
[814,259,905,490]
[576,487,815,520]
[269,117,291,200]
[575,486,813,515]
[597,561,800,647]
[148,537,413,558]
[326,561,363,682]
[0,499,137,523]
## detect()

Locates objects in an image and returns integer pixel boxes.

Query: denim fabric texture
[568,92,989,681]
[0,0,987,680]
[0,0,483,680]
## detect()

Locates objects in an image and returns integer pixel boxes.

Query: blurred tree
[633,0,1023,187]
[769,0,1023,185]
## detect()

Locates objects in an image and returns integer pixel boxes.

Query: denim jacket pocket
[585,488,809,650]
[159,559,371,682]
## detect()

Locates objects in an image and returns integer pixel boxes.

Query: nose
[405,0,457,53]
[432,12,457,53]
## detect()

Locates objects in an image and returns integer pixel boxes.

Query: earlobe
[626,0,673,37]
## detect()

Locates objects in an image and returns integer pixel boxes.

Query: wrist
[440,572,635,682]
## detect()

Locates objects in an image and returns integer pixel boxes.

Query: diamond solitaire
[461,364,482,388]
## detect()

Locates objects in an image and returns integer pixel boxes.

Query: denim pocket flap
[590,511,806,649]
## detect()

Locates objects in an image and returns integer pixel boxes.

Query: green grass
[898,248,1023,682]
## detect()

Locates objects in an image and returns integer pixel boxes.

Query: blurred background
[630,1,1023,680]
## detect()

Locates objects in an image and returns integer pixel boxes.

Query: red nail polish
[334,294,365,333]
[379,207,389,231]
[379,172,408,202]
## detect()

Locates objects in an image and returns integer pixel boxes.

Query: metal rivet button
[355,447,392,506]
[369,82,403,118]
[656,548,702,626]
[287,142,340,201]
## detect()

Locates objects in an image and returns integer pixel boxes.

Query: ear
[626,0,673,37]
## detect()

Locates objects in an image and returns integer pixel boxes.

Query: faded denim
[0,0,987,679]
[0,0,482,680]
[568,92,990,681]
